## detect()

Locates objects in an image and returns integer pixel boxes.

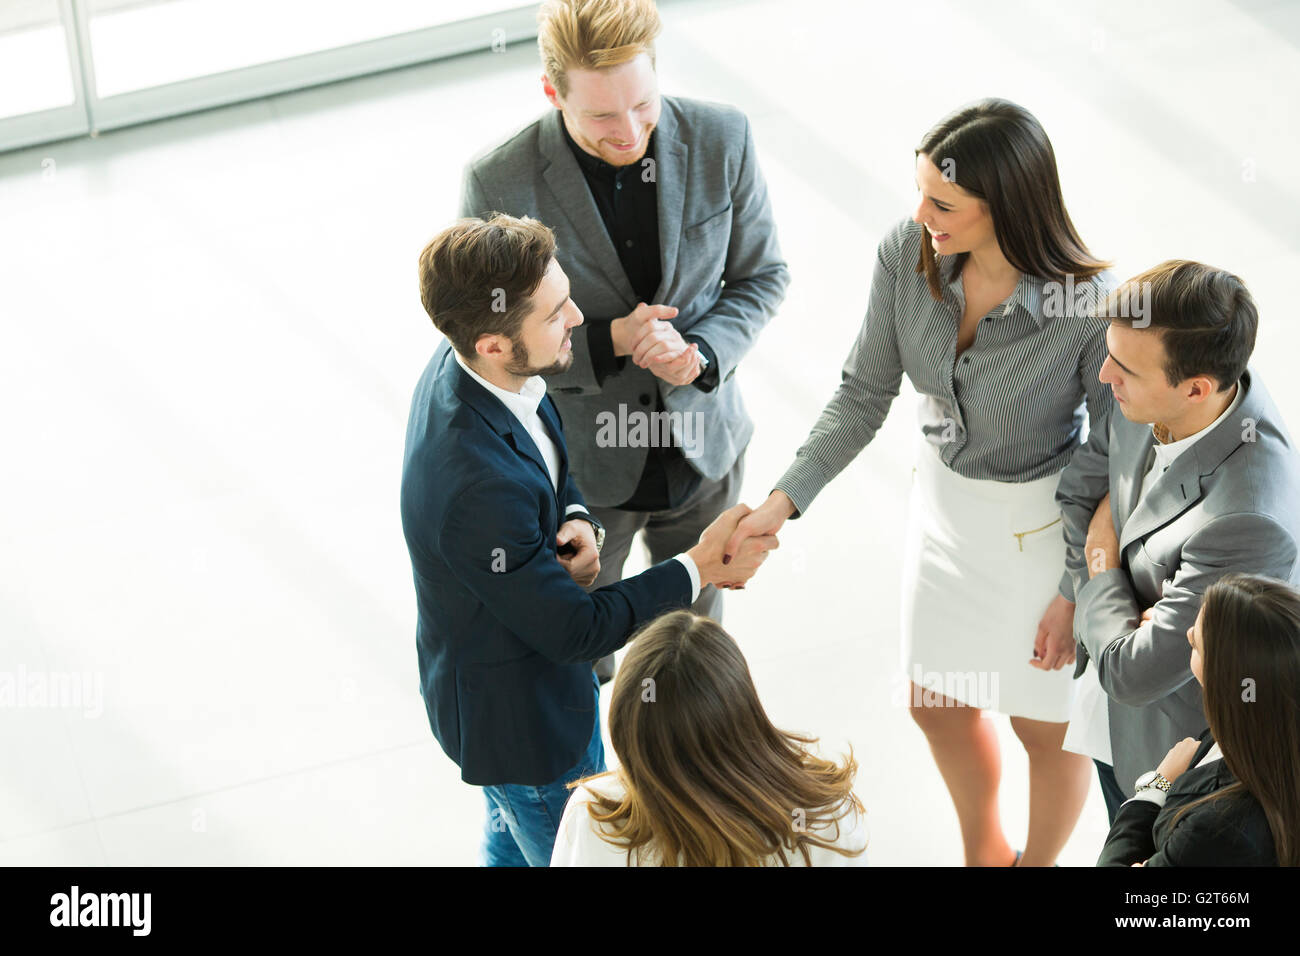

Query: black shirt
[560,118,715,511]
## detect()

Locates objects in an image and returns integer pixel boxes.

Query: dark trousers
[585,453,744,683]
[1094,759,1126,826]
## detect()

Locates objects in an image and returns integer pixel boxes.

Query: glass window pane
[89,0,531,97]
[0,0,77,119]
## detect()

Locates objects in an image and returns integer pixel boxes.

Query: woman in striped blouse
[725,98,1114,866]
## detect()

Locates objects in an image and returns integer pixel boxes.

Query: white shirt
[455,353,700,601]
[455,352,568,497]
[549,773,870,867]
[1064,382,1243,767]
[1137,382,1243,509]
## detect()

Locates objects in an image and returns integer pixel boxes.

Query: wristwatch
[1134,770,1173,795]
[569,512,605,553]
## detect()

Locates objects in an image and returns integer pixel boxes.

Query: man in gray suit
[1055,260,1300,823]
[458,0,788,680]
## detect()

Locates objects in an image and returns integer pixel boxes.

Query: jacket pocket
[1138,541,1170,573]
[684,204,732,241]
[455,656,596,783]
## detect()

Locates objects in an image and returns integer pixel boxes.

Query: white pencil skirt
[898,442,1077,722]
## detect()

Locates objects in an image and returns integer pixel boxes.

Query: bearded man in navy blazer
[401,214,776,866]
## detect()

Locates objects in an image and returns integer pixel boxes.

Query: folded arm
[1055,391,1114,602]
[1077,512,1299,707]
[1096,799,1159,867]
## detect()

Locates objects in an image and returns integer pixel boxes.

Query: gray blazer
[1056,366,1300,791]
[458,95,789,506]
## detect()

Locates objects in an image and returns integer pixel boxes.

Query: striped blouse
[777,216,1114,524]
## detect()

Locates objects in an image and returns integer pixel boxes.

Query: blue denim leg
[480,788,529,867]
[479,672,606,867]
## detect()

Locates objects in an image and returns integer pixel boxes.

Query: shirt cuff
[565,504,590,517]
[774,457,827,519]
[684,335,719,393]
[673,554,702,603]
[1126,787,1169,809]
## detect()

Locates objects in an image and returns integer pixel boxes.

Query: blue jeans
[479,673,605,866]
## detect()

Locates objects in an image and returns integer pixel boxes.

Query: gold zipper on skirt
[1013,516,1062,552]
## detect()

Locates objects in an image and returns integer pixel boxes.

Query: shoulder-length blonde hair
[570,611,865,866]
[915,98,1110,300]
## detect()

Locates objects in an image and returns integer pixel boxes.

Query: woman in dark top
[1098,573,1300,866]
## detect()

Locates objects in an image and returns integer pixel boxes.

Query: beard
[576,123,656,168]
[505,333,572,377]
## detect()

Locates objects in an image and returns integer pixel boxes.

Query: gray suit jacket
[458,95,789,506]
[1056,366,1300,791]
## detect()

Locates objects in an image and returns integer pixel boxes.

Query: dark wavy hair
[914,98,1110,299]
[1172,573,1300,865]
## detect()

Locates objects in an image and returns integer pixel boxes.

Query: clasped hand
[611,302,701,387]
[556,518,600,588]
[1156,736,1201,784]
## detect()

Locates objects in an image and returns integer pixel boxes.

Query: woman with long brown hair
[1099,573,1300,866]
[549,610,867,866]
[723,98,1113,865]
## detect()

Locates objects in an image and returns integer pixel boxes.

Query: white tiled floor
[2,0,1297,866]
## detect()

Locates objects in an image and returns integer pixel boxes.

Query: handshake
[555,494,789,591]
[556,501,780,591]
[556,490,796,593]
[687,495,792,590]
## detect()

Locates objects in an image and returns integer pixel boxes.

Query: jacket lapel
[1118,444,1201,552]
[1117,369,1255,553]
[504,419,555,492]
[1191,728,1216,767]
[448,353,556,493]
[1112,414,1153,546]
[538,396,570,496]
[651,98,685,304]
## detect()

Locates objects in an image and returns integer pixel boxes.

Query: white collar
[1152,380,1242,458]
[454,351,547,420]
[1197,741,1223,766]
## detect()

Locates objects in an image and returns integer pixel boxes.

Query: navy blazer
[1097,729,1277,866]
[401,341,693,786]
